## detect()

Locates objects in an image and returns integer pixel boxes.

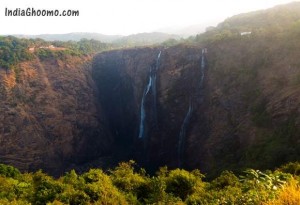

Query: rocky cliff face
[202,36,300,173]
[92,38,300,175]
[0,55,112,175]
[1,37,300,176]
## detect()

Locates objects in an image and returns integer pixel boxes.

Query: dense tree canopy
[0,162,299,204]
[0,36,114,71]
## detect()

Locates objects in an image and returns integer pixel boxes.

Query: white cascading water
[138,51,161,139]
[200,48,205,88]
[152,50,161,124]
[178,101,193,167]
[177,48,206,167]
[138,76,152,139]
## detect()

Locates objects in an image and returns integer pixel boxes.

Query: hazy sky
[0,0,297,35]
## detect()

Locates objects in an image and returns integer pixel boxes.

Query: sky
[0,0,297,35]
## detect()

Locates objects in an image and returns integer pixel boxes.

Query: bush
[164,169,204,201]
[210,170,240,189]
[278,162,300,176]
[32,171,63,205]
[82,169,127,204]
[0,164,21,178]
[110,161,147,194]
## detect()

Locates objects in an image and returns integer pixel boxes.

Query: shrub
[110,161,147,195]
[0,164,21,179]
[164,169,204,201]
[82,169,127,204]
[278,162,300,176]
[32,171,63,205]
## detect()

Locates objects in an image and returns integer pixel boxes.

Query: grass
[265,179,300,205]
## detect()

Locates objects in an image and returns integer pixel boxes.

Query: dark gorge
[91,46,208,172]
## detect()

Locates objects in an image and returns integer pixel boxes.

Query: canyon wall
[1,38,300,176]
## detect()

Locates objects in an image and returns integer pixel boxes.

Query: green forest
[0,161,299,204]
[0,36,113,71]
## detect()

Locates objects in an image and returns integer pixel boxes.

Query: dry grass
[265,179,300,205]
[3,71,16,90]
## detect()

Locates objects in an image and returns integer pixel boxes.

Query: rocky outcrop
[0,56,112,175]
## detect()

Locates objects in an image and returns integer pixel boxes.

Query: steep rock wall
[0,56,112,175]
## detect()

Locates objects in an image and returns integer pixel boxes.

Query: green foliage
[35,39,111,61]
[0,161,298,204]
[110,161,146,191]
[279,162,300,176]
[82,169,127,204]
[113,32,179,47]
[110,160,148,203]
[32,171,63,205]
[0,36,33,70]
[0,36,113,72]
[236,169,290,204]
[0,164,21,179]
[210,170,241,189]
[164,169,204,201]
[162,38,180,47]
[52,38,112,55]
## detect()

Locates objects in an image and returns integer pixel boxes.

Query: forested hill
[0,36,112,70]
[218,1,300,31]
[13,32,180,47]
[15,32,122,43]
[195,1,300,42]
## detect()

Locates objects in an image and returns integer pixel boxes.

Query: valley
[0,2,300,179]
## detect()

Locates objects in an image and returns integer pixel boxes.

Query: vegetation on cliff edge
[0,36,113,71]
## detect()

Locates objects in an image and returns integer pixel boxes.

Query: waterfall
[200,49,205,88]
[156,51,161,69]
[138,51,161,139]
[178,101,193,167]
[138,76,152,139]
[177,48,207,167]
[152,51,161,124]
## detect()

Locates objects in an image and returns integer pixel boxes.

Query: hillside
[218,1,300,32]
[113,32,180,46]
[190,1,300,173]
[13,32,180,47]
[195,1,300,43]
[14,32,122,43]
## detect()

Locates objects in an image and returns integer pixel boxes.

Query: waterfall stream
[138,51,161,139]
[178,101,193,167]
[152,50,161,124]
[200,49,205,88]
[138,76,152,139]
[138,48,206,167]
[177,48,207,167]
